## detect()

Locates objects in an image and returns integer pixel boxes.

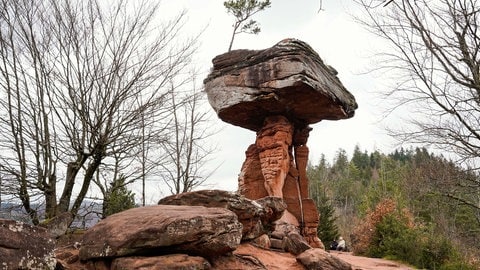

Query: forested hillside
[308,146,480,269]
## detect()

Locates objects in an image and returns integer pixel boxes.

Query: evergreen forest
[308,146,480,269]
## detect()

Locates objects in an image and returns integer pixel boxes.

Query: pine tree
[316,190,340,246]
[224,0,271,51]
[103,175,136,218]
[307,159,339,246]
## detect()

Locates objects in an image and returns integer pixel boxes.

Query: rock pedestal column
[238,116,322,248]
[256,115,293,198]
[292,128,323,247]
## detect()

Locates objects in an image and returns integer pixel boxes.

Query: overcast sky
[147,0,395,199]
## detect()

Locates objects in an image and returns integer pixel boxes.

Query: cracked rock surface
[79,205,243,260]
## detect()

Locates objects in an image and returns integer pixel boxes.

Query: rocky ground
[330,251,415,270]
[53,240,415,270]
[230,245,416,270]
[236,244,417,270]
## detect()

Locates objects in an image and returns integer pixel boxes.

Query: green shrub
[366,213,418,262]
[417,235,456,269]
[103,175,136,217]
[439,262,478,270]
[365,212,472,269]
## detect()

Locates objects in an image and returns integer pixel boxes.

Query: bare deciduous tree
[159,73,217,195]
[0,0,197,223]
[355,0,480,209]
[357,0,480,164]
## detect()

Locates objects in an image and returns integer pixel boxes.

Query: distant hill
[0,200,102,228]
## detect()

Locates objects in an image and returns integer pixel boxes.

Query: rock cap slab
[204,38,358,131]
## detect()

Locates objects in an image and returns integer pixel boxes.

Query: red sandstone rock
[283,231,312,255]
[158,189,286,240]
[252,234,271,250]
[329,251,415,270]
[0,219,56,269]
[83,260,110,270]
[79,205,242,260]
[256,115,293,198]
[232,243,306,270]
[238,116,322,248]
[39,212,73,238]
[55,246,82,270]
[255,196,286,224]
[205,38,357,253]
[212,253,267,269]
[238,144,268,199]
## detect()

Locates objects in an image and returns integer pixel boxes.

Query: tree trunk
[58,156,88,214]
[70,152,103,218]
[44,175,57,219]
[228,22,240,52]
[19,180,39,225]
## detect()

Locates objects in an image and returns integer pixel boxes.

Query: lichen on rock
[0,219,56,269]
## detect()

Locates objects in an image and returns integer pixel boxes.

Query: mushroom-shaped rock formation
[204,38,357,132]
[204,38,357,250]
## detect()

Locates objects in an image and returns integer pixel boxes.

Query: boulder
[282,232,312,255]
[251,234,271,250]
[271,218,300,241]
[55,230,85,269]
[55,245,110,270]
[204,38,357,132]
[111,254,211,270]
[82,260,110,270]
[79,205,242,260]
[255,196,287,224]
[158,190,286,240]
[0,219,56,269]
[296,248,353,270]
[270,238,283,250]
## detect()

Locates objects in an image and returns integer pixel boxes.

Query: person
[329,239,338,250]
[336,236,346,251]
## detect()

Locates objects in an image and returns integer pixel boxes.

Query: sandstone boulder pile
[158,189,286,240]
[54,190,352,270]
